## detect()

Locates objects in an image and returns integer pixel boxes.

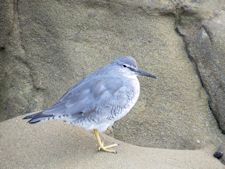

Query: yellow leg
[93,129,118,153]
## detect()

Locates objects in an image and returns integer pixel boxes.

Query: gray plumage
[24,56,156,132]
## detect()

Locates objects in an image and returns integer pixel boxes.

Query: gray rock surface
[0,116,224,169]
[176,8,225,133]
[0,0,225,150]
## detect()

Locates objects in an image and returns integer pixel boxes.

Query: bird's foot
[98,143,118,153]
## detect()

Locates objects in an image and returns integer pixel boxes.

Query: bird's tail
[23,111,54,124]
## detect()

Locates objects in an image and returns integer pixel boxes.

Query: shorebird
[23,56,156,153]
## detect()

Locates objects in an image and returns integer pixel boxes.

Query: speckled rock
[177,10,225,133]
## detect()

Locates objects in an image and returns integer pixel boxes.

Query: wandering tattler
[23,56,156,153]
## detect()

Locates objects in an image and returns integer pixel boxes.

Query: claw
[93,129,118,154]
[104,143,118,149]
[98,145,117,153]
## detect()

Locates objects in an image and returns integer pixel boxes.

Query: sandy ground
[0,116,223,169]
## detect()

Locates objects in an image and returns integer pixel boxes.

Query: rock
[175,4,225,133]
[214,144,225,165]
[0,116,224,169]
[0,0,224,149]
[198,11,225,133]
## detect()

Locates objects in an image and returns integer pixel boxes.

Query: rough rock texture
[0,0,225,150]
[176,9,225,133]
[0,117,224,169]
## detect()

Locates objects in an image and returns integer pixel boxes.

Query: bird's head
[112,56,156,79]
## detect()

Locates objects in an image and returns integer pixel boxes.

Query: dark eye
[123,64,127,68]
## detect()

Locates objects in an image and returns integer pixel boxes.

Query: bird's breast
[116,76,140,111]
[126,77,140,104]
[108,76,140,122]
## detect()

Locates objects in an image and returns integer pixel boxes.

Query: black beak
[135,68,157,79]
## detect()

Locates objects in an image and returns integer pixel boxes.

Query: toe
[98,146,117,153]
[104,144,118,149]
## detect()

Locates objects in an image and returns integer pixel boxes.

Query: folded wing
[24,76,128,124]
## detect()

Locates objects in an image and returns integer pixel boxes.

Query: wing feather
[41,76,124,118]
